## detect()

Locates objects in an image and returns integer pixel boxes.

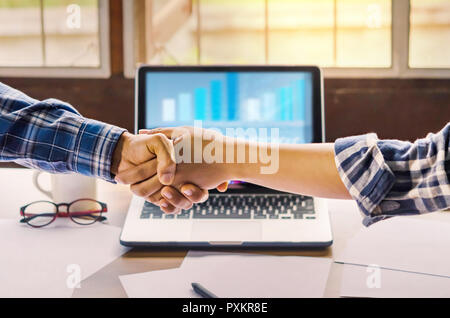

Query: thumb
[147,133,177,185]
[139,128,175,139]
[140,127,189,142]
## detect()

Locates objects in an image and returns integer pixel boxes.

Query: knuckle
[150,192,162,202]
[116,176,129,185]
[140,163,156,178]
[132,184,155,198]
[169,195,183,206]
[163,205,176,214]
[177,198,191,208]
[192,190,205,201]
[131,185,145,197]
[200,192,209,203]
[153,133,167,144]
[188,193,202,203]
[135,167,146,179]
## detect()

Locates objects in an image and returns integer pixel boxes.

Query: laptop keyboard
[140,194,316,220]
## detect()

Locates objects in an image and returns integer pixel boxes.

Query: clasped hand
[111,128,229,214]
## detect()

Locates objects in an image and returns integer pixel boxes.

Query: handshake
[110,127,232,214]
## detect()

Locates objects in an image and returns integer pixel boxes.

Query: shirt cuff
[334,133,396,226]
[69,118,126,182]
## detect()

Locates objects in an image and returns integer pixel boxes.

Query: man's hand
[112,131,209,211]
[116,127,233,213]
[111,132,176,185]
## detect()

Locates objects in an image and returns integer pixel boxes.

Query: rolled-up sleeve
[334,123,450,226]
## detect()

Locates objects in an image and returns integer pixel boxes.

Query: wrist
[111,131,133,175]
[220,162,240,181]
[221,138,255,181]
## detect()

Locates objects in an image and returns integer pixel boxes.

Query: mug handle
[32,171,53,199]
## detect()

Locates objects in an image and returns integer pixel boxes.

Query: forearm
[227,141,351,199]
[0,82,126,180]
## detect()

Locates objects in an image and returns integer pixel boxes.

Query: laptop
[120,66,333,248]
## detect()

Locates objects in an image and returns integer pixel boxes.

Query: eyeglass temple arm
[20,213,55,223]
[21,213,107,223]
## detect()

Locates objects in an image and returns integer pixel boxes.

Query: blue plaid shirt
[335,123,450,226]
[0,82,126,182]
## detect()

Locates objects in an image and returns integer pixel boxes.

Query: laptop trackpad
[191,221,262,242]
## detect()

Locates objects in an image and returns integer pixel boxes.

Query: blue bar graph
[285,87,293,121]
[194,88,207,120]
[277,87,294,121]
[154,74,308,124]
[210,81,222,121]
[178,93,192,121]
[295,80,306,121]
[262,93,276,121]
[276,89,283,120]
[226,73,239,120]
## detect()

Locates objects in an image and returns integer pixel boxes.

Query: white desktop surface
[1,168,448,298]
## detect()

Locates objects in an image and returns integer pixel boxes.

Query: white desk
[1,168,448,298]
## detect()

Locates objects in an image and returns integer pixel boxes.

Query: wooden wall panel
[1,77,448,143]
[325,79,450,141]
[1,76,135,132]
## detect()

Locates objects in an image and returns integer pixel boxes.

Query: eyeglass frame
[20,198,108,228]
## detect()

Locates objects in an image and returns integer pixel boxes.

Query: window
[123,0,450,78]
[268,0,391,68]
[0,0,110,78]
[409,0,450,68]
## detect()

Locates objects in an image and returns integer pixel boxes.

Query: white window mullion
[123,0,136,78]
[39,0,47,66]
[97,0,111,77]
[392,0,410,77]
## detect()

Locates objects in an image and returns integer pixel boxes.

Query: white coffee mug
[32,171,97,203]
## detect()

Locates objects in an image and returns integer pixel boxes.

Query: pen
[191,282,218,298]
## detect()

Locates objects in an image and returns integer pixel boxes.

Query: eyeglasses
[20,199,108,228]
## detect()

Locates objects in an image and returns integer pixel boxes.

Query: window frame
[123,0,450,79]
[0,0,111,79]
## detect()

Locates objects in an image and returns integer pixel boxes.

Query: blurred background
[0,0,449,155]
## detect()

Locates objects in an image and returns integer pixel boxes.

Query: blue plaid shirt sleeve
[334,123,450,226]
[0,82,126,182]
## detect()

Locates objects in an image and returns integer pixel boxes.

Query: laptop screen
[142,70,317,144]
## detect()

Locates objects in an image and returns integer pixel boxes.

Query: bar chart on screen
[152,73,310,124]
[145,71,314,144]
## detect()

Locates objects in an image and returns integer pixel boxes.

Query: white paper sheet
[0,220,129,298]
[119,268,201,298]
[335,217,450,278]
[340,264,450,298]
[119,251,332,298]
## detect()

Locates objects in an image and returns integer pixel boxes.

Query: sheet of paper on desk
[119,251,332,298]
[335,217,450,278]
[0,220,129,298]
[341,264,450,298]
[184,251,332,298]
[120,268,202,298]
